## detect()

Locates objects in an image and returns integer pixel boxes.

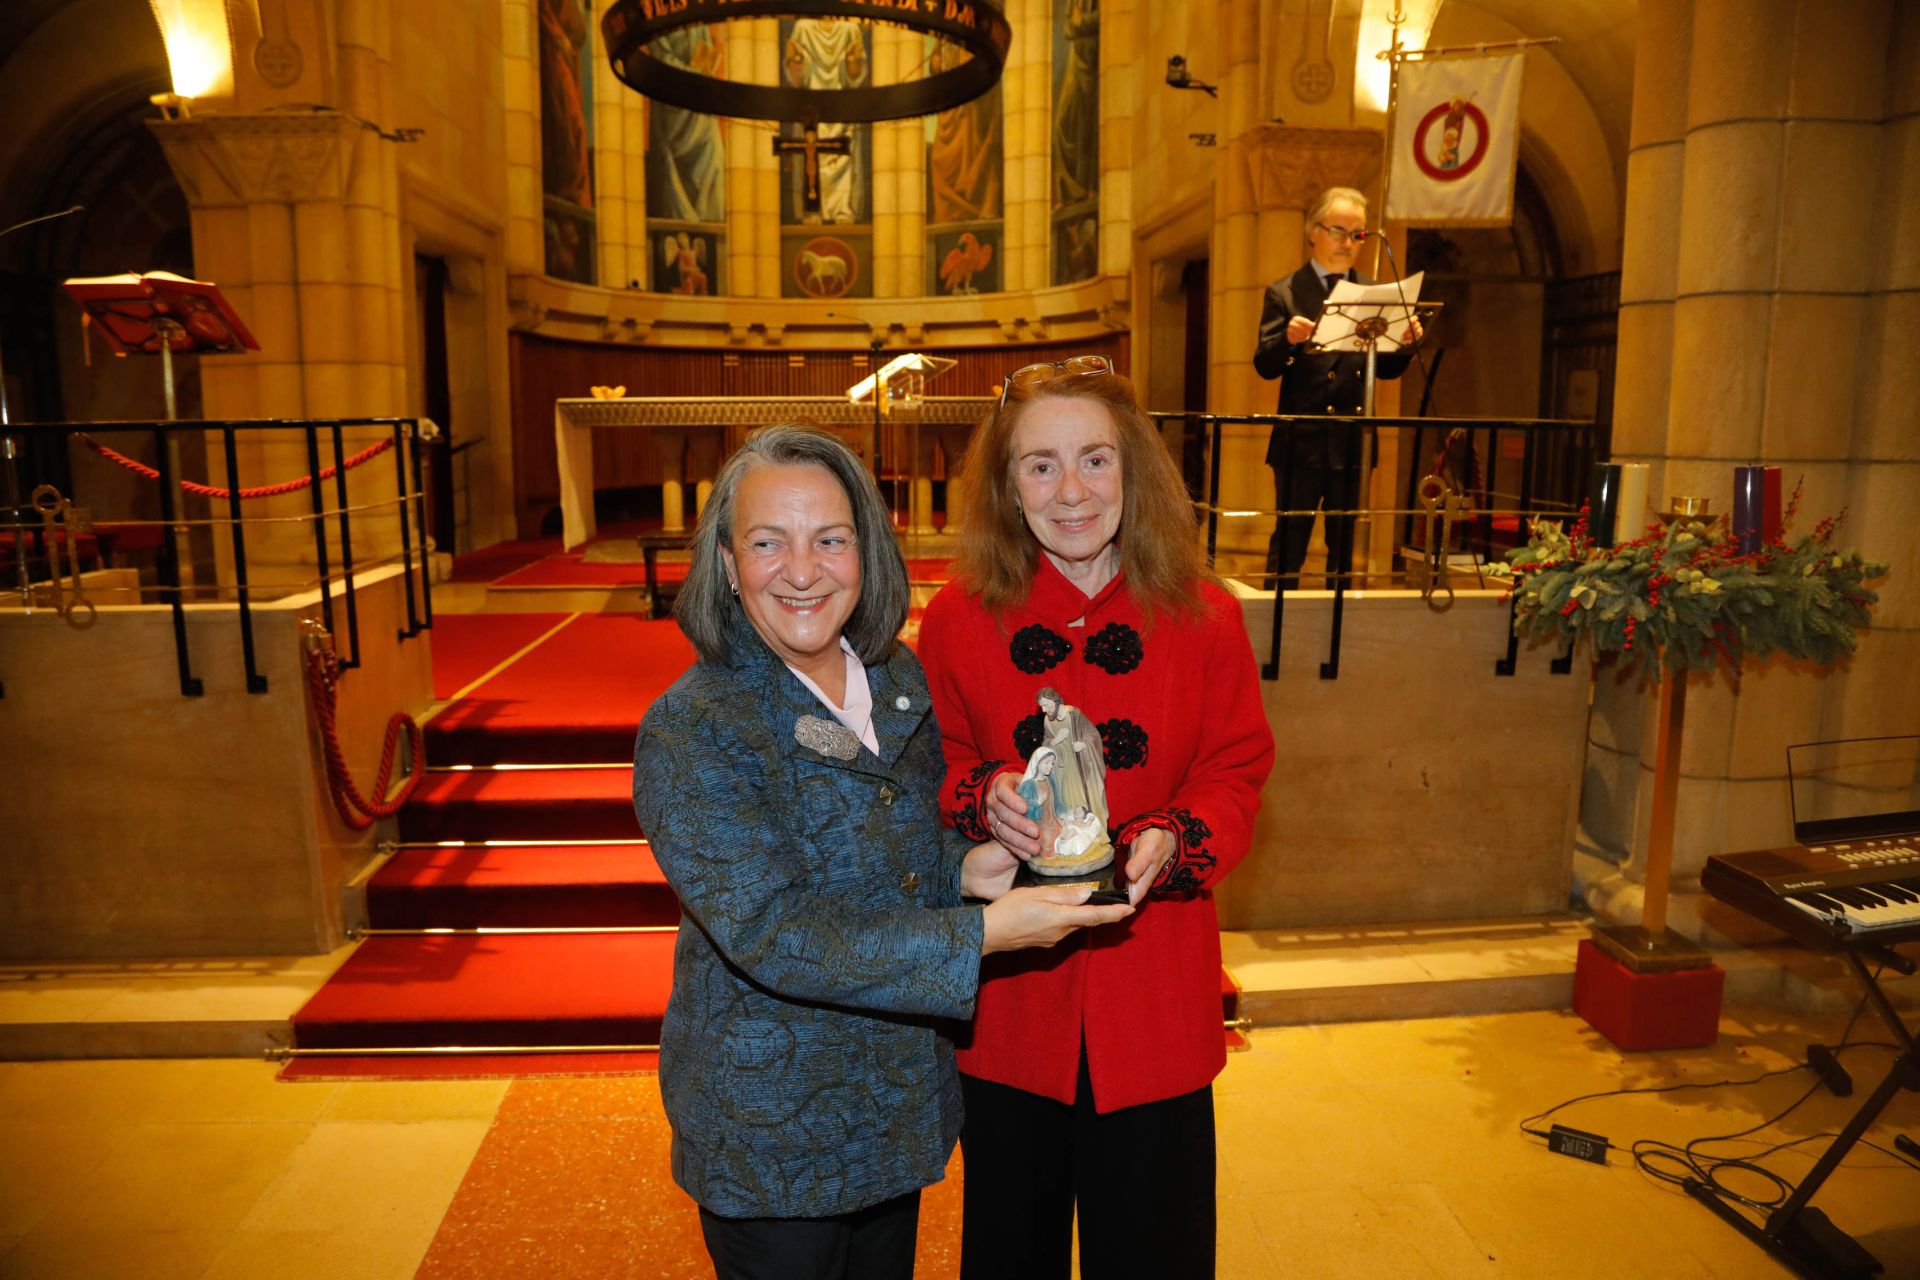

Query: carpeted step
[397,767,641,842]
[424,720,641,767]
[428,613,573,698]
[367,843,677,929]
[291,932,676,1050]
[422,614,695,767]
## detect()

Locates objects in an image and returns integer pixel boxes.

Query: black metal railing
[1,417,434,697]
[1152,412,1595,681]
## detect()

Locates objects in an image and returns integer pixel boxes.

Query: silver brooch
[795,714,860,761]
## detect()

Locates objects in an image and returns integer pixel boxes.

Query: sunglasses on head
[998,354,1113,406]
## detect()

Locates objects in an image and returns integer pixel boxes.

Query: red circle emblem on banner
[1411,100,1491,183]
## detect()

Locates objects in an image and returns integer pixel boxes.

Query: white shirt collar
[787,637,879,755]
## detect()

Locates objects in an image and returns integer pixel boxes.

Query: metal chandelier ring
[600,0,1011,124]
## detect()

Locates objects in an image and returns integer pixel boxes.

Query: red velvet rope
[303,641,423,831]
[79,434,394,500]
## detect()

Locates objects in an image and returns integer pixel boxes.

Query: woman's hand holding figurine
[1122,826,1176,906]
[962,839,1132,950]
[984,770,1042,859]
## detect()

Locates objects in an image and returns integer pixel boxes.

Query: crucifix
[771,108,851,216]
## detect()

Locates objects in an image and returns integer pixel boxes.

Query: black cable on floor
[1517,974,1918,1206]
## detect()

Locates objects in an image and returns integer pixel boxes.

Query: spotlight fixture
[1165,55,1218,98]
[149,91,192,120]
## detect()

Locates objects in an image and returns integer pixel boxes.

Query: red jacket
[917,557,1275,1111]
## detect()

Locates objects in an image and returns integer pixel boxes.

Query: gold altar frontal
[554,395,997,549]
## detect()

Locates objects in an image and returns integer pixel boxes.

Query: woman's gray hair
[675,424,909,667]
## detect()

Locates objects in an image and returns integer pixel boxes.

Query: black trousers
[698,1190,921,1280]
[958,1055,1216,1280]
[1266,461,1360,592]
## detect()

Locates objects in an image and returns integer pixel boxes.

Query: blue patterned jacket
[632,618,986,1219]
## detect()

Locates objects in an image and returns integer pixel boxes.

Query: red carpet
[289,613,682,1079]
[292,932,675,1049]
[366,843,673,929]
[492,553,690,589]
[398,766,641,842]
[424,613,695,764]
[428,613,573,698]
[278,1050,659,1082]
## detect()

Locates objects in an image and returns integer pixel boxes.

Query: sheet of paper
[1312,271,1425,353]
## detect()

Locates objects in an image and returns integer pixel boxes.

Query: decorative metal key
[31,484,96,629]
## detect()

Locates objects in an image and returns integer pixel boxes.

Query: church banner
[1386,53,1523,226]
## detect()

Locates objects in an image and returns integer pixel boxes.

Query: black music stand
[1684,945,1917,1279]
[1693,747,1920,1279]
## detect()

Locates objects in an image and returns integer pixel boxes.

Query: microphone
[1348,227,1373,243]
[0,205,84,240]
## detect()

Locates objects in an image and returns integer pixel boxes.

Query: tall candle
[1762,466,1782,542]
[1589,463,1622,546]
[1614,463,1650,543]
[1734,465,1764,554]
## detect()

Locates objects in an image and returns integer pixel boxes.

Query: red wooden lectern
[64,270,258,420]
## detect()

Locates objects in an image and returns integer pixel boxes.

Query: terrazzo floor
[2,1002,1915,1278]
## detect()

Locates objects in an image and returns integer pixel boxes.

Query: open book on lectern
[1312,270,1425,353]
[64,271,258,357]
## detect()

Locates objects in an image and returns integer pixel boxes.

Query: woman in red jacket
[918,358,1275,1279]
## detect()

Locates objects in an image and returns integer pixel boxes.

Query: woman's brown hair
[951,367,1212,621]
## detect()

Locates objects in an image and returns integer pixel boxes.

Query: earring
[729,580,739,596]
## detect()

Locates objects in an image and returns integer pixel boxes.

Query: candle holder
[1657,495,1712,525]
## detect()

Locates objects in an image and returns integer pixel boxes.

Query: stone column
[1581,0,1920,942]
[739,18,782,298]
[502,0,543,274]
[1002,0,1049,292]
[728,19,780,299]
[593,22,648,291]
[1208,123,1380,576]
[1097,0,1134,282]
[143,0,418,583]
[871,24,910,298]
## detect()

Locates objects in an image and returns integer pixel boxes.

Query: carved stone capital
[1236,125,1383,213]
[149,111,356,206]
[509,300,548,332]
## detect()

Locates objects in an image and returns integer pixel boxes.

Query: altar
[553,395,997,549]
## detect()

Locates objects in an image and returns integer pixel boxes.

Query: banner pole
[1375,6,1405,280]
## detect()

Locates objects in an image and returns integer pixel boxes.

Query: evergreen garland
[1494,487,1886,677]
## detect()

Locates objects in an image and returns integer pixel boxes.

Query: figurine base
[1015,852,1130,906]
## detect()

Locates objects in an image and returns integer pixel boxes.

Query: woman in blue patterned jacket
[633,425,1131,1280]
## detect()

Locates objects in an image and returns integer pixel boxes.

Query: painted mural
[1050,0,1099,285]
[645,24,728,295]
[925,36,1004,296]
[782,231,870,300]
[654,229,722,295]
[778,18,872,226]
[538,0,596,285]
[645,26,728,224]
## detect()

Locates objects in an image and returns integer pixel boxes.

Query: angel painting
[661,232,710,295]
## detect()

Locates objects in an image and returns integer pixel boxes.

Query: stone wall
[1218,587,1589,930]
[1580,0,1920,940]
[0,570,432,958]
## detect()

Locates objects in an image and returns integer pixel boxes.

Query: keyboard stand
[1684,947,1919,1279]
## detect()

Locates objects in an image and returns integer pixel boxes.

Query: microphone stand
[1,205,86,608]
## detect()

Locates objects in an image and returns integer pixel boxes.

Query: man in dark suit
[1253,186,1423,590]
